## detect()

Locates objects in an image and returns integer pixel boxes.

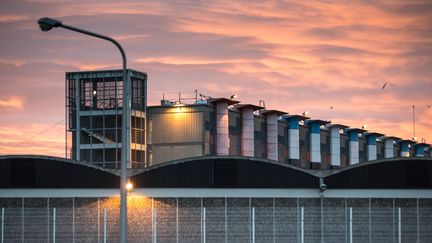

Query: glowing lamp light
[126,182,133,192]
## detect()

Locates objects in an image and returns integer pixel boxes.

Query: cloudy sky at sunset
[0,0,431,157]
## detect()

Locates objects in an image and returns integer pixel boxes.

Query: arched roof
[324,157,432,189]
[131,156,319,188]
[0,155,119,188]
[1,155,431,189]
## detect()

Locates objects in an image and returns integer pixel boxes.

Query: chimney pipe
[306,120,330,163]
[383,137,400,158]
[237,104,263,157]
[286,115,309,161]
[210,98,240,156]
[399,140,412,157]
[346,128,366,165]
[365,133,383,161]
[262,110,286,161]
[414,143,429,157]
[327,124,348,167]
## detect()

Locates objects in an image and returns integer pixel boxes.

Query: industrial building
[63,69,431,170]
[1,69,431,242]
[147,101,431,168]
[66,69,147,169]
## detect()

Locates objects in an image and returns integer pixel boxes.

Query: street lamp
[38,17,130,243]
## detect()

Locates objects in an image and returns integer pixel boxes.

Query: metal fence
[1,197,431,242]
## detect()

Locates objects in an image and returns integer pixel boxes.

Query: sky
[0,0,431,157]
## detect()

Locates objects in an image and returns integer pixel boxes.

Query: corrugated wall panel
[149,108,205,165]
[299,126,310,168]
[229,111,241,156]
[377,141,384,160]
[340,134,349,168]
[325,159,432,188]
[151,111,204,144]
[278,122,288,162]
[321,130,331,169]
[152,145,203,164]
[254,116,266,158]
[359,137,367,163]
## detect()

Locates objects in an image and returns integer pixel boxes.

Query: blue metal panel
[309,123,320,134]
[415,146,425,156]
[367,135,377,145]
[400,142,409,152]
[349,132,358,142]
[414,145,429,156]
[288,117,299,129]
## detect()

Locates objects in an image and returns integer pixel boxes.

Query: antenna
[412,105,416,140]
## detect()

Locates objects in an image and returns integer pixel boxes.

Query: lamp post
[38,17,129,243]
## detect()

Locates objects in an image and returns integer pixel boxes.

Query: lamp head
[38,17,62,32]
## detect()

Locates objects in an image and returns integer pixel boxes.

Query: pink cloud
[0,15,28,23]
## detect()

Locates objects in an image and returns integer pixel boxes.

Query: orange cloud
[0,123,65,157]
[0,96,24,110]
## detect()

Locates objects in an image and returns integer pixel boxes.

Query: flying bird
[330,106,333,110]
[382,82,395,89]
[427,105,431,109]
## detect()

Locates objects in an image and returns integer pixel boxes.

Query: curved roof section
[324,157,432,189]
[1,155,431,189]
[131,156,319,188]
[0,155,119,188]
